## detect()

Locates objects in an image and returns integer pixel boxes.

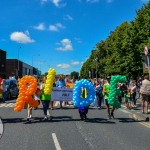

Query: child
[27,88,41,121]
[124,88,132,110]
[34,88,41,109]
[78,106,89,120]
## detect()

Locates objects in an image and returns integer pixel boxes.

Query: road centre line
[52,133,62,150]
[129,114,150,128]
[139,122,150,128]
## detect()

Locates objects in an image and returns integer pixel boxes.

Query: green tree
[71,71,79,79]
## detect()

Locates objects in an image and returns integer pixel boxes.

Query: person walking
[103,79,115,119]
[40,77,52,121]
[140,75,150,114]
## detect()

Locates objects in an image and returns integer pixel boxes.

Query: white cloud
[34,23,46,30]
[49,23,65,31]
[71,61,80,65]
[40,0,66,7]
[57,64,70,69]
[56,23,65,28]
[86,0,99,3]
[10,31,35,44]
[49,25,58,31]
[64,14,73,21]
[51,0,66,7]
[56,38,73,51]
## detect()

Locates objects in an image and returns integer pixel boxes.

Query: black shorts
[105,99,109,105]
[141,94,150,102]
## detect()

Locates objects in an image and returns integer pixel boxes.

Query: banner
[51,87,73,101]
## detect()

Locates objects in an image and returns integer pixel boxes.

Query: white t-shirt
[34,94,40,101]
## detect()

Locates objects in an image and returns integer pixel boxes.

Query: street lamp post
[93,58,98,81]
[32,54,40,75]
[17,46,21,79]
[144,46,150,79]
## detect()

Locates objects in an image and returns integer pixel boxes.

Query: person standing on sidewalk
[95,81,103,109]
[130,81,137,108]
[140,75,150,114]
[2,79,7,103]
[56,75,66,108]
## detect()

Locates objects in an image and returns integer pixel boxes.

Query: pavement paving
[121,98,150,123]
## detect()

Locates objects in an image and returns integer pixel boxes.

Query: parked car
[5,79,18,99]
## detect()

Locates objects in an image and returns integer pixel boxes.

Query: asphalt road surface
[0,99,150,150]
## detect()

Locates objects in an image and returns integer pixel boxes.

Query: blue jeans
[41,100,50,116]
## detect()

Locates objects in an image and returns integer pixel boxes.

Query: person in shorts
[103,79,115,119]
[140,75,150,114]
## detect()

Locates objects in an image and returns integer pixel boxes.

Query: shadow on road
[2,118,26,124]
[2,116,141,125]
[117,118,139,123]
[85,118,115,124]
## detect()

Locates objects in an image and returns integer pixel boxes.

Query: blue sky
[0,0,149,75]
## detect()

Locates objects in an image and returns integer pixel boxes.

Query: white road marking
[52,133,62,150]
[7,103,14,107]
[119,109,131,114]
[0,117,3,139]
[0,104,6,107]
[0,103,14,108]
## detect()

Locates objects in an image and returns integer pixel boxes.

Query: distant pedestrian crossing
[0,103,15,108]
[0,102,74,108]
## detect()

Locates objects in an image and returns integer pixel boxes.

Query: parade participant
[78,106,88,120]
[56,75,66,108]
[40,77,52,121]
[78,88,89,120]
[26,87,41,121]
[103,79,115,119]
[140,75,150,114]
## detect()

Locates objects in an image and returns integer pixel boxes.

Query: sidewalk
[122,98,150,123]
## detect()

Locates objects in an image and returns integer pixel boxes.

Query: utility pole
[17,46,21,79]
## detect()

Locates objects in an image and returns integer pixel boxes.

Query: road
[0,99,150,150]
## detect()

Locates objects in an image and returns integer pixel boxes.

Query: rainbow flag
[66,82,74,88]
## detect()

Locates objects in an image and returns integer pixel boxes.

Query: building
[0,49,6,78]
[6,59,40,79]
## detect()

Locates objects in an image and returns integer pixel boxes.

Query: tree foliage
[80,2,150,79]
[71,71,79,79]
